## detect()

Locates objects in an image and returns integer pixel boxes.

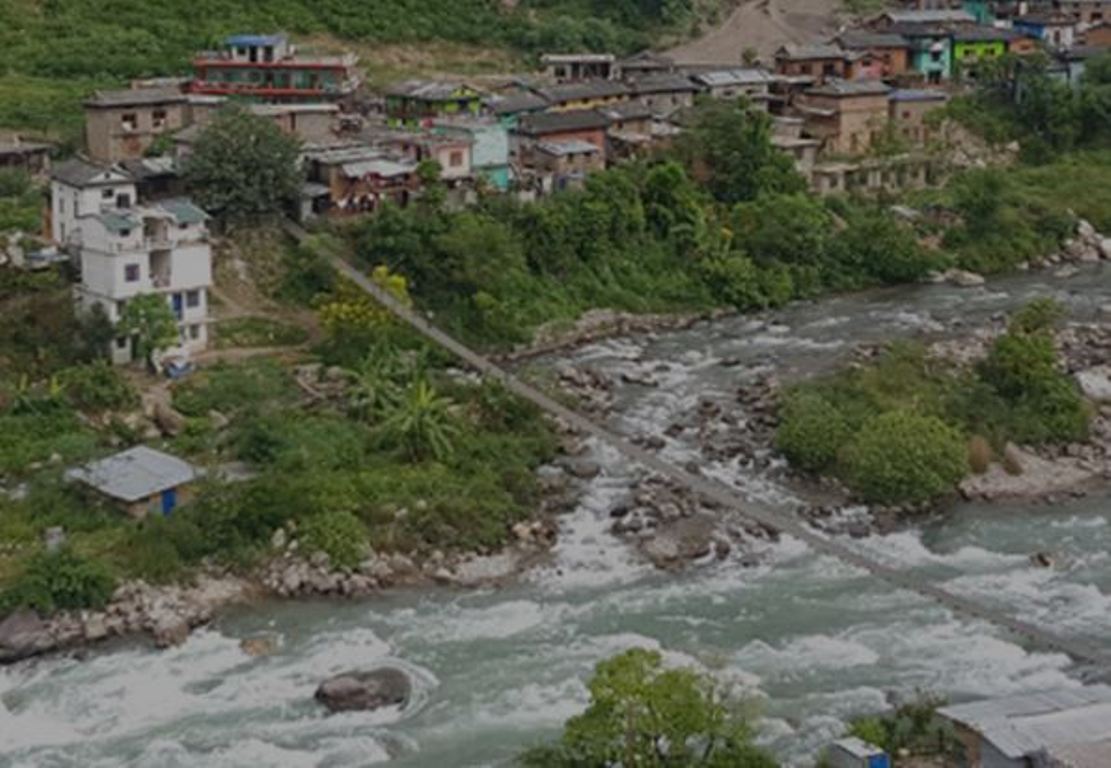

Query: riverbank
[5,222,1111,670]
[7,262,1111,767]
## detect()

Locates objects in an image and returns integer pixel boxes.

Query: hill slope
[0,0,722,141]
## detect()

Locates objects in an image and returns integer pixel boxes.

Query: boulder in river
[0,610,52,663]
[315,668,411,713]
[1075,365,1111,402]
[943,269,986,287]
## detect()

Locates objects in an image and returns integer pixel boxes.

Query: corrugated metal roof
[52,158,132,187]
[157,199,208,225]
[882,9,976,23]
[536,139,600,156]
[85,87,187,108]
[342,158,415,178]
[225,34,287,48]
[776,43,847,61]
[67,447,198,503]
[93,210,140,234]
[693,68,775,87]
[939,687,1111,760]
[537,80,630,103]
[516,109,611,135]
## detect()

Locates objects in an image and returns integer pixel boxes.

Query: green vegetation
[119,293,180,363]
[0,0,719,141]
[0,327,559,609]
[0,170,43,233]
[184,109,303,225]
[944,51,1111,162]
[343,101,944,349]
[213,317,310,349]
[776,300,1091,504]
[520,648,778,768]
[0,548,116,614]
[845,693,959,764]
[842,411,967,505]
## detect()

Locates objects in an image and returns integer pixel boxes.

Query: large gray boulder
[1076,365,1111,403]
[315,668,411,713]
[0,610,52,664]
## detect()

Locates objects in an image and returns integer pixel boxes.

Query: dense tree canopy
[184,108,302,225]
[520,648,778,768]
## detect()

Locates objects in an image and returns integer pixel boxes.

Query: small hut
[66,446,198,518]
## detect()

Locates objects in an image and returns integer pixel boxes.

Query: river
[3,266,1111,767]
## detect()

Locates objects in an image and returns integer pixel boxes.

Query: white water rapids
[4,266,1111,767]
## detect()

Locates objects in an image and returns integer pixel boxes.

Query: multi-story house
[794,80,892,155]
[886,23,958,83]
[84,87,189,164]
[1054,0,1109,28]
[50,158,212,365]
[541,53,618,81]
[434,119,511,191]
[189,34,361,103]
[691,68,776,109]
[951,27,1025,77]
[1014,13,1079,48]
[627,74,700,117]
[835,31,912,79]
[888,89,949,144]
[384,81,484,128]
[534,80,631,112]
[775,44,854,84]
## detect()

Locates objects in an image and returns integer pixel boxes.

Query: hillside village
[2,1,1111,766]
[0,2,1106,367]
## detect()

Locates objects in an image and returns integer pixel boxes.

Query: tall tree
[519,648,778,767]
[675,100,805,205]
[184,107,301,224]
[118,294,179,362]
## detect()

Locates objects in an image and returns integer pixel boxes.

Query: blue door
[161,488,177,516]
[171,293,184,320]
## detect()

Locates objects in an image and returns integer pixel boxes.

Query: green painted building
[950,27,1021,78]
[384,81,483,128]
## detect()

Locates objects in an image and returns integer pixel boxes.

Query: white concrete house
[51,158,213,365]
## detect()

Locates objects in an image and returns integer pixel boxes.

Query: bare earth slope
[667,0,845,64]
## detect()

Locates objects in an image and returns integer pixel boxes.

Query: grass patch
[213,316,309,350]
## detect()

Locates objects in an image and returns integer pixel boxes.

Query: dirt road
[667,0,844,64]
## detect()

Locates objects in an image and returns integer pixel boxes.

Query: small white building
[51,158,213,365]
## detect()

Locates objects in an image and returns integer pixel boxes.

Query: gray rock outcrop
[315,668,412,713]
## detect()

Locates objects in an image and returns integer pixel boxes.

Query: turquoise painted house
[435,120,511,192]
[962,0,993,25]
[891,25,954,84]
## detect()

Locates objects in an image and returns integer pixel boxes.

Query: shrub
[2,548,116,614]
[843,411,968,504]
[776,391,851,472]
[967,435,993,474]
[298,509,368,570]
[58,361,138,412]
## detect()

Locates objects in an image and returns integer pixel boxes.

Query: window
[449,151,464,167]
[59,196,65,214]
[152,108,167,130]
[116,337,128,350]
[188,324,201,340]
[116,300,126,316]
[186,290,201,308]
[124,264,140,282]
[121,113,138,132]
[102,188,114,200]
[903,110,911,119]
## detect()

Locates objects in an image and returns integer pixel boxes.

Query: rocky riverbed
[7,217,1111,672]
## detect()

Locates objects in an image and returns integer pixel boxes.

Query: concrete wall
[85,102,187,164]
[51,177,136,246]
